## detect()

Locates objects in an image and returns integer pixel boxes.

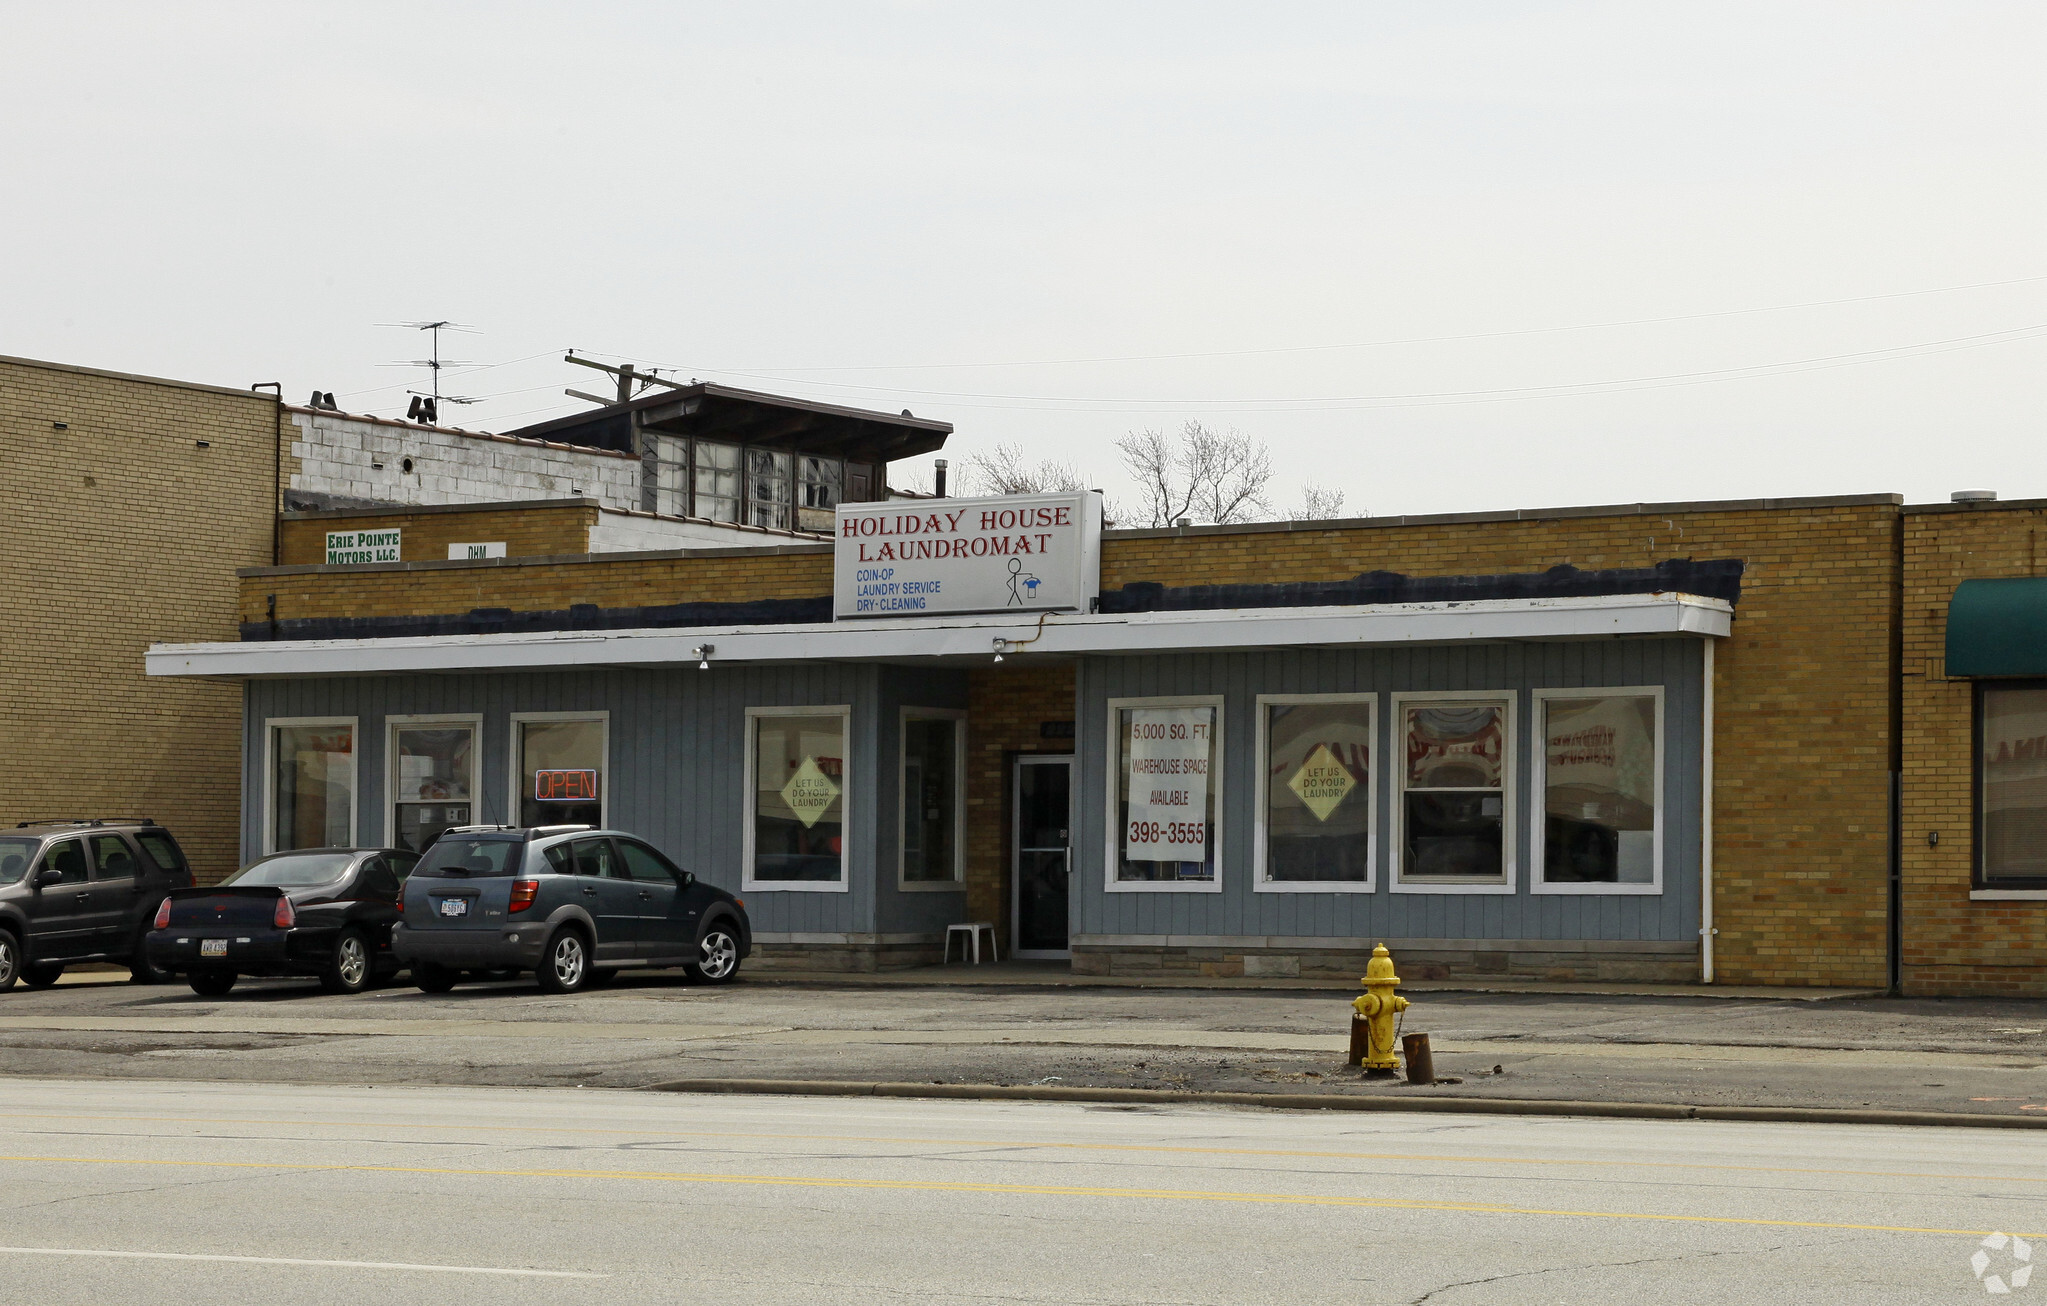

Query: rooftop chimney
[933,458,949,497]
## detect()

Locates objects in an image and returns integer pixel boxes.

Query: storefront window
[1260,697,1373,886]
[747,449,791,530]
[1112,701,1219,885]
[693,440,741,522]
[516,717,605,829]
[1397,697,1510,884]
[901,714,963,885]
[1980,684,2047,884]
[269,721,355,851]
[749,709,847,885]
[1536,691,1660,888]
[391,722,476,854]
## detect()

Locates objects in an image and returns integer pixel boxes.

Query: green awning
[1947,577,2047,677]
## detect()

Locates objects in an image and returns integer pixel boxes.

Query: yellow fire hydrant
[1350,943,1409,1078]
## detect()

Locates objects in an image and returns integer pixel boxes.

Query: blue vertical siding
[1073,638,1705,943]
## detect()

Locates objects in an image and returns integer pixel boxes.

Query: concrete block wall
[1900,501,2047,996]
[285,409,640,511]
[1,355,281,882]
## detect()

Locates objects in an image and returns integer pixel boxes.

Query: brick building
[150,484,1976,992]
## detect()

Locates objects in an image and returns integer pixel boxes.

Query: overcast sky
[7,3,2046,517]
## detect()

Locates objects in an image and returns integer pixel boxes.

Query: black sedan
[146,849,418,996]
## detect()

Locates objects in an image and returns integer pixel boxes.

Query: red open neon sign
[534,769,598,802]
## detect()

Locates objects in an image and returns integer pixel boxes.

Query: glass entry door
[1012,755,1072,959]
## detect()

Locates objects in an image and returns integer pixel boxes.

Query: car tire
[319,929,373,995]
[188,970,237,997]
[129,930,173,985]
[684,926,741,985]
[21,963,64,990]
[413,962,459,993]
[535,929,591,995]
[0,932,19,992]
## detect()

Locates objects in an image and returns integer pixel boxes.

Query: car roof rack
[14,817,156,829]
[438,825,521,834]
[529,824,595,835]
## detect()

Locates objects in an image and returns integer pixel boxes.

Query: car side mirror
[680,870,695,888]
[33,867,62,890]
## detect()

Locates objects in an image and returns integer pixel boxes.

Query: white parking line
[0,1246,607,1278]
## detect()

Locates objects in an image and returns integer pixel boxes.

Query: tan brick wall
[241,498,1901,987]
[1,356,282,886]
[963,665,1077,947]
[276,502,598,566]
[1900,504,2047,996]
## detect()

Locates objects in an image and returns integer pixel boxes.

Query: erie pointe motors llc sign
[833,491,1102,618]
[325,528,400,565]
[1124,706,1212,862]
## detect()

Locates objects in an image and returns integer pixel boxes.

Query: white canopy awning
[148,593,1731,680]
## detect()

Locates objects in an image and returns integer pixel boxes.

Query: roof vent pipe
[1952,489,1997,503]
[933,458,948,497]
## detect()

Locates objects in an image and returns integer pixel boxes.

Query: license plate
[200,939,228,957]
[437,898,469,918]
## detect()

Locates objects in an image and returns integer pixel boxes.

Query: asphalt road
[0,1076,2041,1304]
[2,971,2045,1115]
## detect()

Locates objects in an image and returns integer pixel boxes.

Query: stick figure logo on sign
[1005,557,1041,606]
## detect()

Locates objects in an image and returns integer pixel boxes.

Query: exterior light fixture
[992,638,1006,663]
[693,643,715,670]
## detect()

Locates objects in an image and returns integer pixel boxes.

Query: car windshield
[225,853,356,887]
[0,838,37,885]
[413,836,523,878]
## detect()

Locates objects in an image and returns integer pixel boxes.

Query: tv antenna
[378,320,483,417]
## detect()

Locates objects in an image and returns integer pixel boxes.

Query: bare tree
[962,442,1089,496]
[1288,484,1351,521]
[1115,421,1273,527]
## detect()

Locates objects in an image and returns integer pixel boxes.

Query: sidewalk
[2,968,2041,1122]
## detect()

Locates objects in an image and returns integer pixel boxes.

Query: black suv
[393,825,750,993]
[0,819,197,990]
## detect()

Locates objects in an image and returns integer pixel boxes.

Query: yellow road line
[5,1112,2044,1187]
[0,1153,2034,1239]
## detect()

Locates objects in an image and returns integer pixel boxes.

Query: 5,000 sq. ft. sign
[833,491,1102,618]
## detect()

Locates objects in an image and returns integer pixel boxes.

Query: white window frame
[507,711,611,831]
[1389,689,1517,895]
[1104,694,1225,895]
[743,704,853,894]
[1254,693,1377,894]
[383,713,484,848]
[262,716,359,854]
[898,707,967,892]
[1530,686,1666,897]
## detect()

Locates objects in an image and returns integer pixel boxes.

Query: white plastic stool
[945,921,998,964]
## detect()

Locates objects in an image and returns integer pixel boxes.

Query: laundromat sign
[833,491,1102,618]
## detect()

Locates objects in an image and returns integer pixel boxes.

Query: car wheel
[535,929,591,994]
[0,932,19,992]
[684,927,741,985]
[188,970,237,997]
[129,930,173,985]
[319,929,372,995]
[413,962,459,993]
[21,963,64,990]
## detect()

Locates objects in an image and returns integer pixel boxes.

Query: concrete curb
[642,1077,2047,1130]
